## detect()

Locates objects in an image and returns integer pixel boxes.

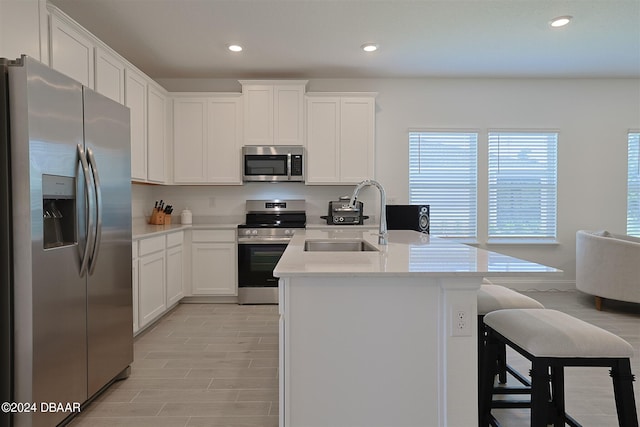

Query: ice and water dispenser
[42,174,76,249]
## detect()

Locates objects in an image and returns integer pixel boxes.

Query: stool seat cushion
[478,284,544,315]
[483,309,634,358]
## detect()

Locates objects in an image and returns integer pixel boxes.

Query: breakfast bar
[274,229,560,427]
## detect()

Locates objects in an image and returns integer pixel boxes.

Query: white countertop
[132,222,237,239]
[274,229,562,277]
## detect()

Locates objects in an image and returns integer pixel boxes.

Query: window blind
[627,132,640,236]
[488,132,557,239]
[409,132,477,237]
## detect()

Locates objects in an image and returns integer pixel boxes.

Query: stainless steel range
[237,199,306,304]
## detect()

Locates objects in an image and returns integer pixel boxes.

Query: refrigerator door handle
[87,147,102,275]
[77,144,94,277]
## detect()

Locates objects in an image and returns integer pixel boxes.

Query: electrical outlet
[451,305,472,337]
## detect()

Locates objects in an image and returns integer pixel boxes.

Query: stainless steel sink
[303,239,379,252]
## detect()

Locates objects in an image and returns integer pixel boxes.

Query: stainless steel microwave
[242,146,304,182]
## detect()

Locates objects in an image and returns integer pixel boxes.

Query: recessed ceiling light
[228,44,243,52]
[550,16,572,28]
[361,43,378,53]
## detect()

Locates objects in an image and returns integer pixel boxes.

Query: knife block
[149,210,167,225]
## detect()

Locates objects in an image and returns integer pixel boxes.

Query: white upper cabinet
[173,94,242,184]
[240,80,306,146]
[49,13,95,88]
[306,96,340,183]
[46,4,170,184]
[305,94,376,185]
[147,85,167,183]
[94,47,125,103]
[339,97,376,183]
[125,68,147,181]
[173,97,207,183]
[207,96,242,184]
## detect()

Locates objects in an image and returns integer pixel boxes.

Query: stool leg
[530,361,551,427]
[479,330,500,427]
[497,342,507,384]
[550,365,565,427]
[610,359,638,427]
[477,318,486,414]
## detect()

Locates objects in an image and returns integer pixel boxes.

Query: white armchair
[576,230,640,310]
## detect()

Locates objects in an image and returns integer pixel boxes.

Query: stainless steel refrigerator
[0,56,133,427]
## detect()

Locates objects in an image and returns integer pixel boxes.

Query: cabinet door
[207,97,242,184]
[132,258,139,334]
[173,98,207,183]
[305,97,340,184]
[166,245,184,306]
[275,85,304,146]
[191,243,236,295]
[242,85,273,145]
[138,250,166,328]
[125,68,147,181]
[94,47,125,104]
[49,14,94,87]
[340,97,375,183]
[147,85,166,183]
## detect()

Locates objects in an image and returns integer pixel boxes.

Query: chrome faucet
[349,179,388,245]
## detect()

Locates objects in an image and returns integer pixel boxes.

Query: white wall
[157,77,640,288]
[0,0,46,62]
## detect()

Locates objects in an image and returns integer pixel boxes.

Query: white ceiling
[49,0,640,79]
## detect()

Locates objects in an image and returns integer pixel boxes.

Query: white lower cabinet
[132,241,139,334]
[134,230,185,334]
[166,232,184,306]
[191,229,237,296]
[138,249,166,329]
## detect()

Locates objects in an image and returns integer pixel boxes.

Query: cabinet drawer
[138,235,165,256]
[166,231,184,248]
[192,229,236,243]
[132,241,138,259]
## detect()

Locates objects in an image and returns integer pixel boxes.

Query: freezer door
[83,87,133,397]
[10,57,88,427]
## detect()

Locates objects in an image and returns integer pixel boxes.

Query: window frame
[487,130,559,243]
[408,129,479,239]
[627,131,640,237]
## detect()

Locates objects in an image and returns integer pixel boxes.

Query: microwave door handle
[77,144,94,277]
[287,152,292,181]
[87,147,102,275]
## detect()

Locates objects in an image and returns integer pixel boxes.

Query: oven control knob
[251,229,258,235]
[284,229,291,235]
[243,229,251,236]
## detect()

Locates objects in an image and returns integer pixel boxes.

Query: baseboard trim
[180,295,239,304]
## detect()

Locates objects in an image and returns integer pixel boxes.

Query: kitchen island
[274,229,560,427]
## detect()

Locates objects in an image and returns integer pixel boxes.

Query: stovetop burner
[238,199,306,234]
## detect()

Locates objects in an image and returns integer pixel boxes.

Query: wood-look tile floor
[69,303,279,427]
[68,291,639,427]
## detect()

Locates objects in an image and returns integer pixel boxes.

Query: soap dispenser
[180,208,192,225]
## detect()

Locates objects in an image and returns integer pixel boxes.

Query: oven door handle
[237,238,292,244]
